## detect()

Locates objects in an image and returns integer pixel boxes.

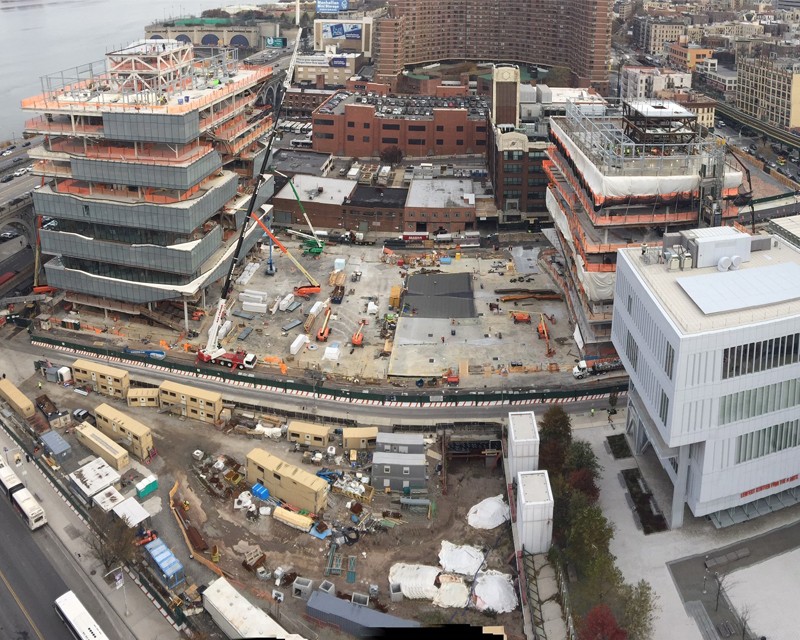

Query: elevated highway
[715,102,800,153]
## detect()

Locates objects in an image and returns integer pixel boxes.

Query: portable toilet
[136,475,158,499]
[58,367,73,384]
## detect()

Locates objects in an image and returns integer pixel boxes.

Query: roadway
[0,487,68,640]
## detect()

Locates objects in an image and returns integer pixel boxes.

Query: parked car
[12,157,23,164]
[0,174,13,183]
[21,141,31,148]
[13,169,26,177]
[1,150,12,157]
[72,408,95,425]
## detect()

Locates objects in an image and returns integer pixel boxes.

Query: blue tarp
[145,538,185,588]
[252,483,270,500]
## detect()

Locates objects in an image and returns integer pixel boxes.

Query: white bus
[290,138,313,149]
[54,591,110,640]
[0,464,24,498]
[12,487,47,530]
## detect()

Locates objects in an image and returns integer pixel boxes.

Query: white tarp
[473,571,518,613]
[467,495,510,529]
[322,341,341,361]
[112,497,150,527]
[432,575,469,608]
[439,541,484,576]
[388,564,440,600]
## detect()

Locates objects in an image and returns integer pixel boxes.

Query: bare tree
[84,511,138,571]
[738,603,752,640]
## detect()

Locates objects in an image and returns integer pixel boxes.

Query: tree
[538,405,573,474]
[84,511,138,571]
[619,580,659,640]
[566,440,602,480]
[380,145,404,166]
[566,502,616,579]
[608,392,619,412]
[569,468,600,503]
[580,604,627,640]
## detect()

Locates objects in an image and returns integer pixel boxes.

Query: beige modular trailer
[158,380,222,424]
[74,422,130,471]
[0,379,35,419]
[72,359,130,399]
[94,403,155,461]
[245,448,328,514]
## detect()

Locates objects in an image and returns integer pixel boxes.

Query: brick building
[374,0,611,94]
[283,87,336,120]
[342,185,408,233]
[311,91,488,158]
[271,174,356,229]
[404,178,477,233]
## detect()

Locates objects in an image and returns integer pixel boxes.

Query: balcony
[47,140,214,166]
[25,114,104,138]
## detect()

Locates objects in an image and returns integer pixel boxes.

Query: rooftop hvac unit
[717,256,732,272]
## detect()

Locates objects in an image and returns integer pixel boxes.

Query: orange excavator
[252,209,321,299]
[538,313,556,358]
[317,307,332,342]
[352,320,366,346]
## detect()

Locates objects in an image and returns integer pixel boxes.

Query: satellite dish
[717,256,732,272]
[730,255,742,270]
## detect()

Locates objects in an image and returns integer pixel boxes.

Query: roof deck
[22,40,272,116]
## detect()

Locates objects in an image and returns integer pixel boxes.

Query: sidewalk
[0,417,181,640]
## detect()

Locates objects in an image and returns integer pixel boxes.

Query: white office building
[612,227,800,528]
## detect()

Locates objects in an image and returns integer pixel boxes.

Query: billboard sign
[321,23,362,40]
[329,57,347,67]
[316,0,348,12]
[265,37,288,48]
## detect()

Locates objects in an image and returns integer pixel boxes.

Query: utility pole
[105,566,131,617]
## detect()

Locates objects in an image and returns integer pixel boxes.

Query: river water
[0,0,235,142]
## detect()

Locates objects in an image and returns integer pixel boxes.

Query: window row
[722,333,800,379]
[719,377,800,425]
[735,418,800,464]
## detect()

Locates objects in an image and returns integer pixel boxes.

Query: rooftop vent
[717,256,732,272]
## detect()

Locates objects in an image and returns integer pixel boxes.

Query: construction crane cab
[317,307,332,342]
[352,319,366,346]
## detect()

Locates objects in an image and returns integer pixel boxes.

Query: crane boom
[199,31,303,363]
[251,210,321,291]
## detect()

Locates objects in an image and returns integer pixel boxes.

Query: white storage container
[240,292,265,304]
[508,411,540,478]
[334,258,346,272]
[242,302,268,314]
[243,289,268,299]
[308,301,323,317]
[217,320,233,339]
[517,471,553,554]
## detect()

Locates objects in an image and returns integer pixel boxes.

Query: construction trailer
[375,432,425,454]
[202,576,300,640]
[68,457,122,507]
[71,359,130,399]
[0,379,35,419]
[286,420,331,448]
[342,427,378,450]
[126,387,160,408]
[74,422,130,472]
[245,448,328,513]
[158,379,223,424]
[371,452,428,491]
[94,403,155,462]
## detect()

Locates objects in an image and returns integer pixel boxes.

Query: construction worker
[37,381,42,390]
[591,408,595,417]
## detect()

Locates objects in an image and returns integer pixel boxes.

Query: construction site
[29,229,584,389]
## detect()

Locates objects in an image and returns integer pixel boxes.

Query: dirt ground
[28,376,524,638]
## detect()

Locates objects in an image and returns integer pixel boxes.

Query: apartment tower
[375,0,611,94]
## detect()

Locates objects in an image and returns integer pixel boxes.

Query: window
[347,121,355,128]
[273,473,281,480]
[504,150,524,161]
[408,139,425,145]
[658,391,669,425]
[625,330,639,370]
[363,123,370,129]
[436,125,444,131]
[456,125,464,132]
[456,140,464,145]
[436,139,444,145]
[476,140,485,145]
[403,467,410,475]
[504,163,521,173]
[409,125,426,131]
[363,136,370,142]
[476,126,486,132]
[383,465,391,473]
[347,135,354,141]
[665,343,675,379]
[382,137,398,144]
[257,465,264,473]
[722,333,800,379]
[314,118,334,126]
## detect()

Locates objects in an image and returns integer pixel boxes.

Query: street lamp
[105,566,131,617]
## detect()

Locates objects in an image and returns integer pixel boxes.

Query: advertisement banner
[316,0,348,13]
[322,23,362,40]
[265,37,288,48]
[329,57,347,67]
